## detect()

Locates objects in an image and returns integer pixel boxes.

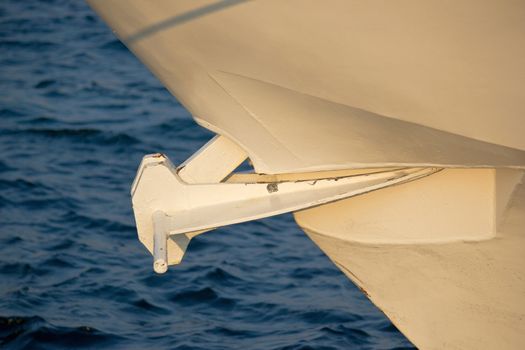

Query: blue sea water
[0,1,415,349]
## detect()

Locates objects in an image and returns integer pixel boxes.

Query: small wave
[290,267,337,280]
[79,284,139,301]
[298,309,363,325]
[0,178,53,192]
[33,80,56,89]
[19,116,60,125]
[0,18,32,28]
[42,255,76,269]
[0,262,49,278]
[0,108,26,118]
[42,90,69,98]
[0,316,126,349]
[0,40,58,50]
[84,14,96,23]
[85,102,133,110]
[124,81,167,93]
[125,298,170,315]
[3,127,141,146]
[0,160,13,173]
[319,324,370,345]
[202,267,244,284]
[273,341,339,350]
[44,239,75,252]
[57,211,135,234]
[170,287,237,310]
[0,178,68,211]
[13,127,100,137]
[171,286,218,303]
[210,325,258,338]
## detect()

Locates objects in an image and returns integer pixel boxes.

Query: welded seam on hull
[207,71,304,164]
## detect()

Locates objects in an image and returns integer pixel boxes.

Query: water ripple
[0,316,127,349]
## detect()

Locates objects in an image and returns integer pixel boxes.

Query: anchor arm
[132,142,440,273]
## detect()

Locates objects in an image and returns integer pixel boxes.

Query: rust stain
[358,286,371,298]
[266,183,278,193]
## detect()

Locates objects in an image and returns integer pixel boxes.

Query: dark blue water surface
[0,1,415,349]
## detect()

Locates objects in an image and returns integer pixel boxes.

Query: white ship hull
[88,1,525,348]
